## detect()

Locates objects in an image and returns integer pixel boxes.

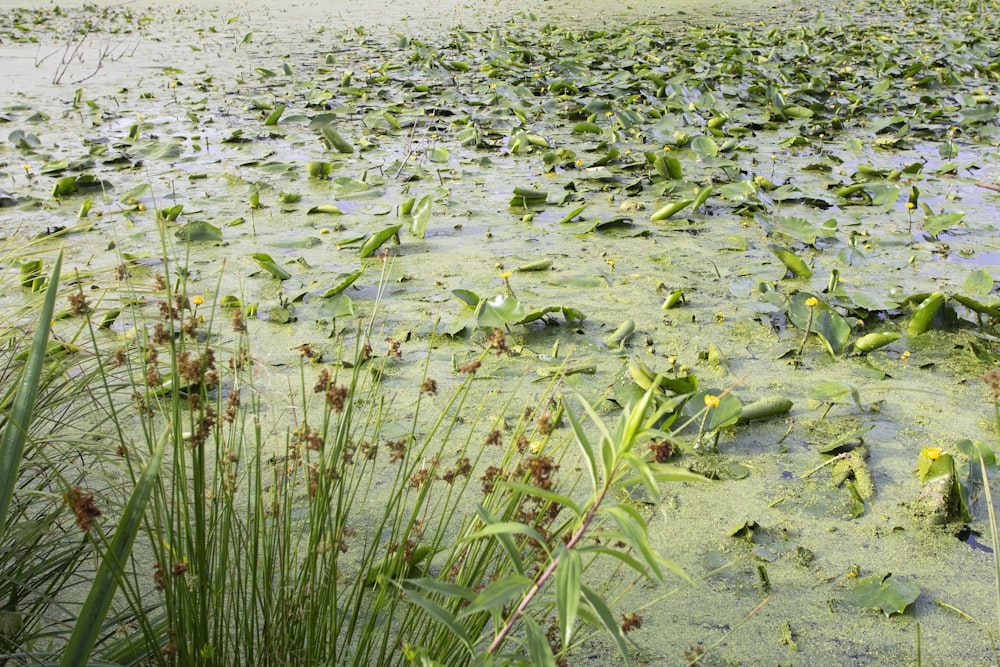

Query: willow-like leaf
[459,575,532,618]
[555,546,581,649]
[565,401,600,490]
[580,584,632,666]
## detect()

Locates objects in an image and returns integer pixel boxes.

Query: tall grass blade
[0,249,62,544]
[979,451,1000,641]
[58,430,169,667]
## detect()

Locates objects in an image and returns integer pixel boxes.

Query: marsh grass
[0,247,123,661]
[0,228,705,666]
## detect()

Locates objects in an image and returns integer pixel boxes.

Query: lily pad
[176,221,223,242]
[845,573,919,617]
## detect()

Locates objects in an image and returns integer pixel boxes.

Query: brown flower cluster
[481,454,562,554]
[64,486,101,533]
[984,370,1000,400]
[536,412,554,435]
[387,438,408,464]
[68,291,91,317]
[151,561,191,593]
[313,368,348,413]
[293,424,324,451]
[178,348,216,388]
[232,308,246,334]
[487,328,510,356]
[440,457,472,485]
[621,612,643,634]
[649,439,675,463]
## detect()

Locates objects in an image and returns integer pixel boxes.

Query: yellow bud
[704,394,720,409]
[192,295,204,306]
[924,447,943,460]
[806,297,819,308]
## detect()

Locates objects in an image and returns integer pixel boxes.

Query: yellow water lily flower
[704,394,720,409]
[924,447,942,460]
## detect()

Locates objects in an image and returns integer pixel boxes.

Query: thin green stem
[796,305,815,358]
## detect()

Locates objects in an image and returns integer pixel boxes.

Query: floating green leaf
[320,125,354,153]
[411,194,432,239]
[477,295,528,328]
[264,104,286,126]
[175,221,223,242]
[319,294,353,319]
[770,245,812,278]
[845,573,920,617]
[307,204,343,215]
[963,269,993,297]
[251,253,291,280]
[650,199,693,221]
[307,162,332,179]
[322,268,364,297]
[510,186,547,208]
[907,292,945,337]
[923,211,965,236]
[360,224,402,258]
[813,309,851,356]
[452,289,480,309]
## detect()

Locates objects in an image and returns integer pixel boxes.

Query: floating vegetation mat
[1,0,1000,662]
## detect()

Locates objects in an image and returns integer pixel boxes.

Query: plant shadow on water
[2,0,1000,663]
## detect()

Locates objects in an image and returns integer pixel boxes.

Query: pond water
[2,0,1000,663]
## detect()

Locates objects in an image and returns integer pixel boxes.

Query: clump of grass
[8,240,711,665]
[0,249,120,660]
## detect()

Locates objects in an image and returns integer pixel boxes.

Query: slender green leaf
[59,430,168,666]
[602,504,662,582]
[251,253,291,280]
[0,251,62,542]
[360,224,402,258]
[406,577,477,602]
[555,547,582,648]
[495,480,582,517]
[322,268,364,297]
[581,584,632,666]
[403,591,474,655]
[565,403,599,490]
[622,452,660,503]
[474,506,525,576]
[411,195,432,239]
[523,615,557,667]
[463,521,551,555]
[459,575,532,618]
